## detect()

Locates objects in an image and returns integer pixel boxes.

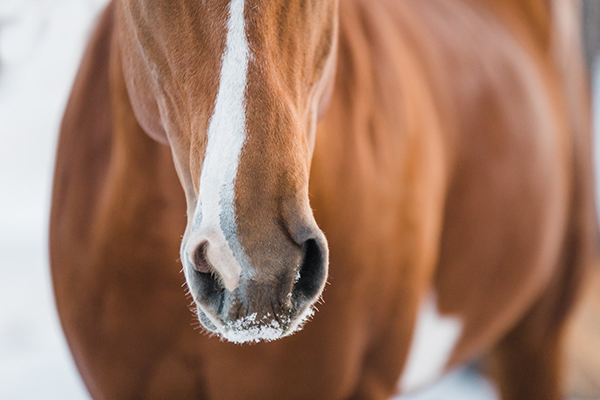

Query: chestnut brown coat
[50,0,597,399]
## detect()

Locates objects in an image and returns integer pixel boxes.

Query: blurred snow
[0,0,108,399]
[0,1,594,399]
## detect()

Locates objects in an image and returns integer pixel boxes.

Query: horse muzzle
[182,225,328,343]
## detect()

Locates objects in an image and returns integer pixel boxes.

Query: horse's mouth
[193,296,315,344]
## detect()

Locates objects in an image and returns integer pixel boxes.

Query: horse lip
[196,306,220,333]
[193,297,311,343]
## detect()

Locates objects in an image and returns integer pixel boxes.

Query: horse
[50,0,597,398]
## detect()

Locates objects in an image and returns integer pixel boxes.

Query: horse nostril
[188,240,224,307]
[293,238,327,301]
[193,241,212,273]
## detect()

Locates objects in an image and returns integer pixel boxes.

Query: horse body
[50,0,596,399]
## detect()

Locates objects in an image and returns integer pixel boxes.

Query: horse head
[116,0,338,343]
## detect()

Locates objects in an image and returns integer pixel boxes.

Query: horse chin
[194,303,315,344]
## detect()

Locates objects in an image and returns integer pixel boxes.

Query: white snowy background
[0,1,595,399]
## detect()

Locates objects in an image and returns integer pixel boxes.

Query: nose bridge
[186,151,320,285]
[186,146,315,290]
[184,0,250,292]
[234,163,306,263]
[234,125,317,236]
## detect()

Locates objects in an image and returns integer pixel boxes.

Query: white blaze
[187,0,249,292]
[400,292,463,393]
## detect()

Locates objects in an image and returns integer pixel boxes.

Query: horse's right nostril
[188,240,224,307]
[293,238,327,301]
[192,241,211,273]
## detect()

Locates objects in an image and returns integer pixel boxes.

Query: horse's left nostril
[193,241,211,273]
[293,238,327,302]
